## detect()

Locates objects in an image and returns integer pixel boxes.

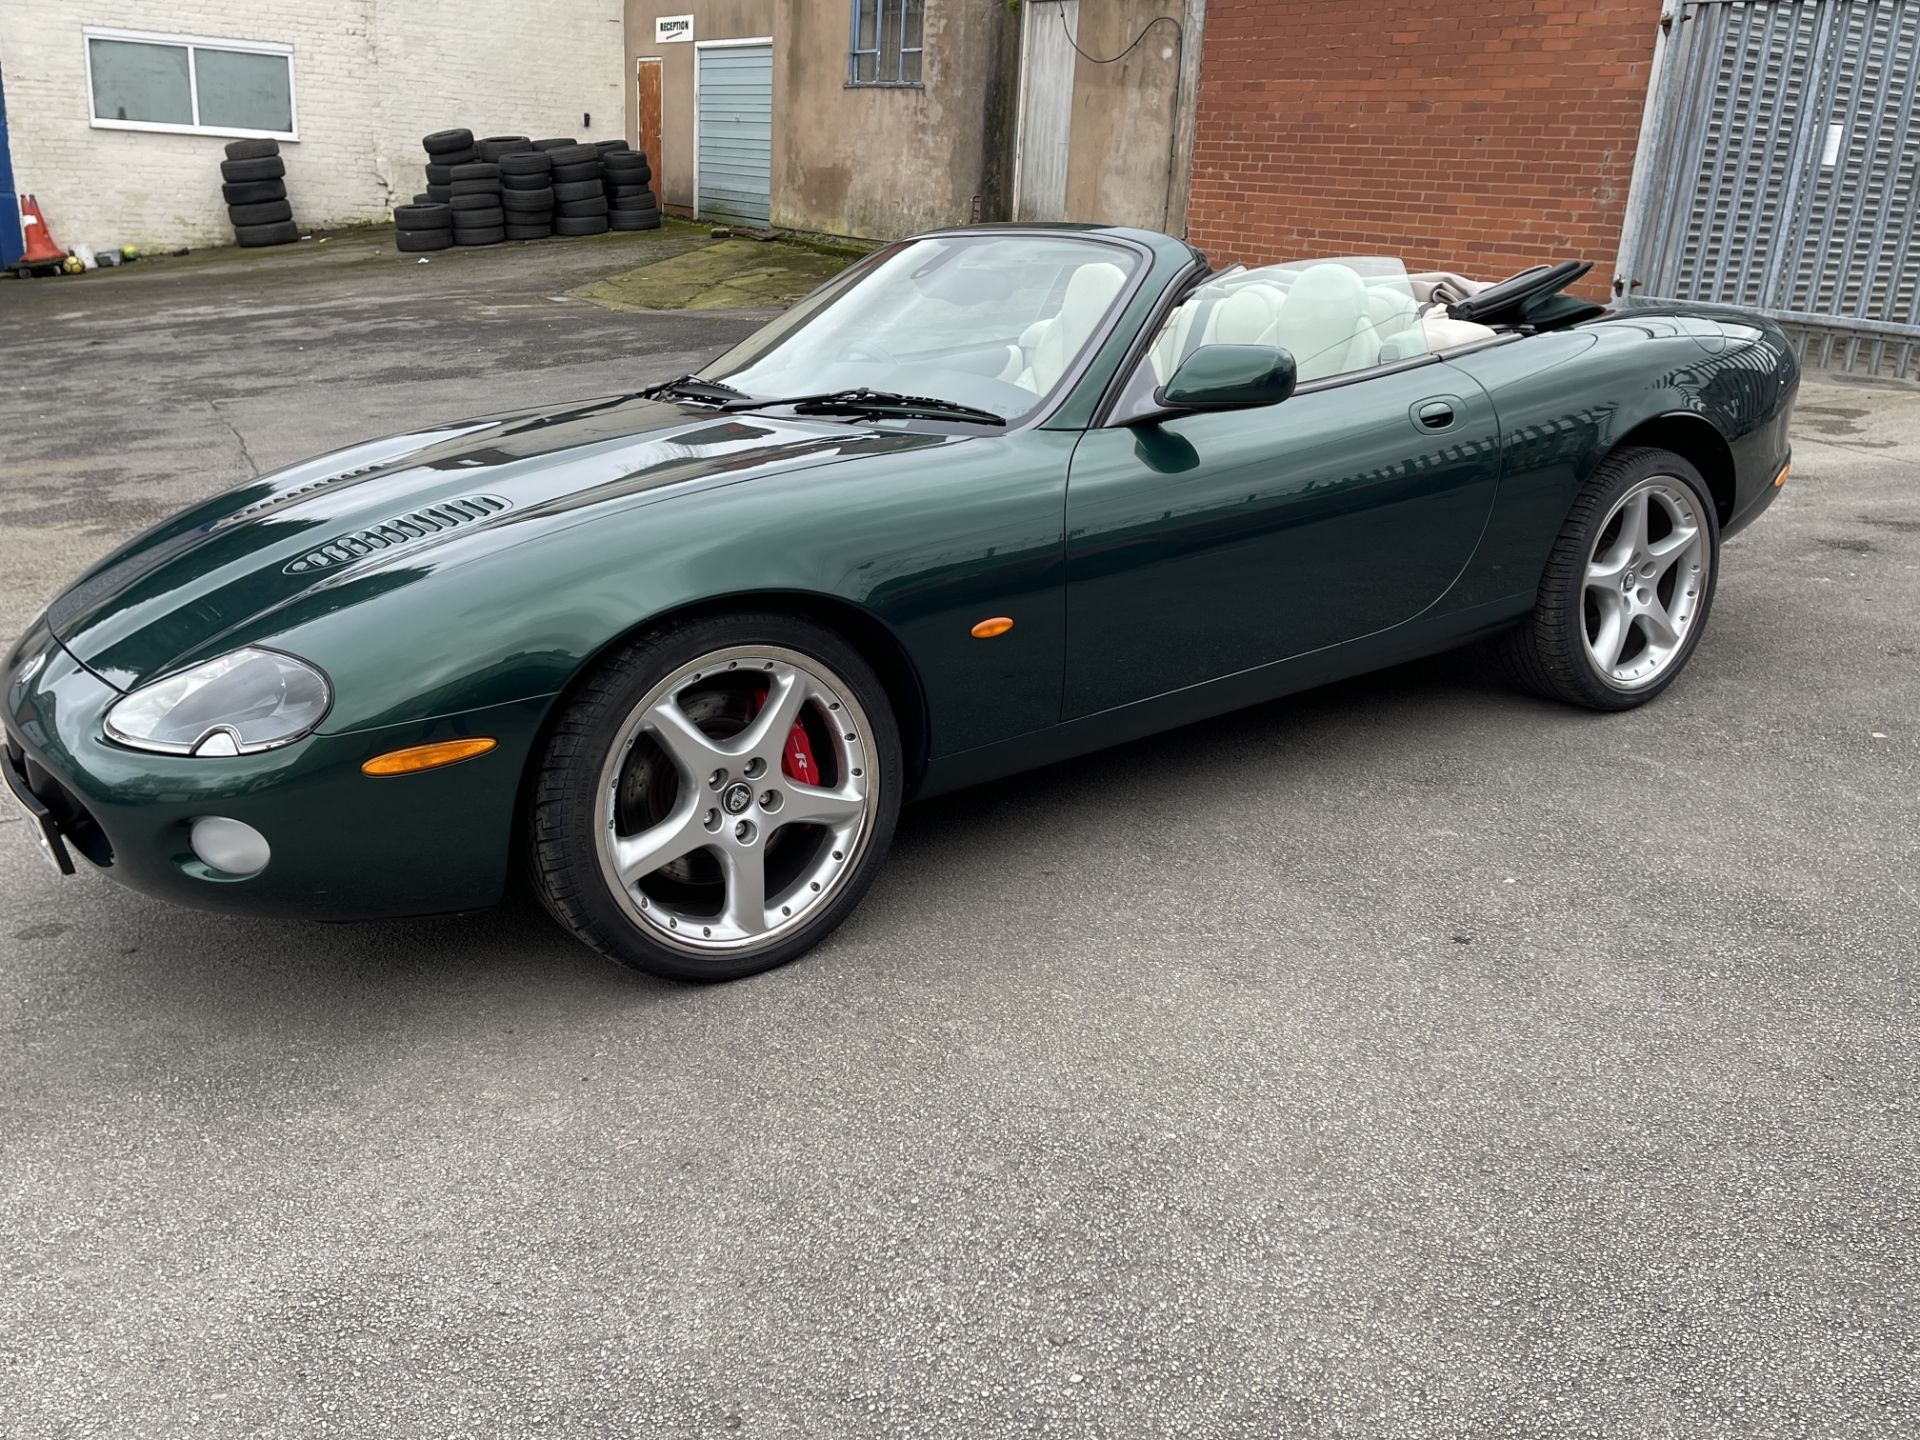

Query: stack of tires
[602,147,660,231]
[546,143,610,237]
[474,139,547,241]
[420,127,476,205]
[221,139,298,248]
[443,141,502,247]
[393,202,453,253]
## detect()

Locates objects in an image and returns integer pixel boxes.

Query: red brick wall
[1184,0,1660,299]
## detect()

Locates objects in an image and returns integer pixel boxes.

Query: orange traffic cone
[19,195,65,266]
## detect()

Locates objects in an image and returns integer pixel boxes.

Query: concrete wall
[771,1,1016,240]
[1057,1,1191,232]
[623,0,1017,240]
[622,0,773,215]
[0,1,625,250]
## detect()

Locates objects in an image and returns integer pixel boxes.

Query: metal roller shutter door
[696,43,772,226]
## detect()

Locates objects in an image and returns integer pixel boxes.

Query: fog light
[189,817,271,878]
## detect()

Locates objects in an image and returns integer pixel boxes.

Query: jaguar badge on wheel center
[722,782,754,816]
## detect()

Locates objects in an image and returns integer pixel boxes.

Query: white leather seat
[1202,283,1284,346]
[1420,312,1499,350]
[1264,263,1379,381]
[1016,262,1128,393]
[1367,287,1427,361]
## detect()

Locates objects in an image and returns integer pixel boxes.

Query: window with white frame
[85,29,295,138]
[849,0,923,86]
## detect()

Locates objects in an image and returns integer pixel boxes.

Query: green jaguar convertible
[4,225,1797,980]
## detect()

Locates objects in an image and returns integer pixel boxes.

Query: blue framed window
[849,0,923,86]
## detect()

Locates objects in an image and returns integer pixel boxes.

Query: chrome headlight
[103,648,332,756]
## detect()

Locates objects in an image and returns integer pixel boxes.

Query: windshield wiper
[722,387,1006,427]
[641,373,749,404]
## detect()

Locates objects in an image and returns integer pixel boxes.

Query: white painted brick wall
[0,1,625,249]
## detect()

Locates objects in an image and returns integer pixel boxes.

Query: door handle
[1415,399,1456,430]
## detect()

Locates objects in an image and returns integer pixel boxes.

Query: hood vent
[282,495,510,575]
[212,461,393,532]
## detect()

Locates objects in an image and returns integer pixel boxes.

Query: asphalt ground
[1,232,1916,1438]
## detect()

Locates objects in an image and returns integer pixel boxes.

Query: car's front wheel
[529,614,901,981]
[1495,446,1721,710]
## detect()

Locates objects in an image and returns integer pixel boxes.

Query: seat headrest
[1062,262,1127,320]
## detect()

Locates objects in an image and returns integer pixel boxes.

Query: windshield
[696,233,1142,423]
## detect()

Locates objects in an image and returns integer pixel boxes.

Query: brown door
[635,58,663,197]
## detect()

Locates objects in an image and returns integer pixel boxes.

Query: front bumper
[3,619,550,920]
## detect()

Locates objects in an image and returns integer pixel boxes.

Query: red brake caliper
[754,685,819,784]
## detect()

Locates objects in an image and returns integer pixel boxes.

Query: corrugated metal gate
[695,40,772,226]
[1616,0,1920,376]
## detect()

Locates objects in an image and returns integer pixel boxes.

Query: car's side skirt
[912,594,1534,800]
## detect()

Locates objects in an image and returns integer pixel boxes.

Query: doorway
[634,57,662,203]
[1013,0,1078,221]
[693,38,773,225]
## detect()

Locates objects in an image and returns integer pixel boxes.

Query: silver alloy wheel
[1582,476,1711,690]
[593,645,878,955]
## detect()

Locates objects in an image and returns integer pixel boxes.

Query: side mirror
[1153,344,1297,413]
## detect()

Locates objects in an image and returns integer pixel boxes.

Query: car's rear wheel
[529,614,901,981]
[1494,446,1719,710]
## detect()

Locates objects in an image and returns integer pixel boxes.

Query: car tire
[452,208,506,230]
[222,179,287,204]
[453,226,505,246]
[609,211,662,231]
[396,227,453,253]
[394,203,453,230]
[1493,446,1720,711]
[499,152,553,178]
[557,196,610,217]
[424,163,454,185]
[228,199,293,226]
[234,220,299,247]
[221,156,285,182]
[553,215,610,236]
[423,128,474,155]
[545,144,598,167]
[532,137,579,151]
[502,188,555,213]
[223,138,279,161]
[504,224,552,240]
[425,185,453,204]
[529,613,903,981]
[450,191,503,211]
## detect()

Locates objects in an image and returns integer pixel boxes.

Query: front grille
[282,495,509,575]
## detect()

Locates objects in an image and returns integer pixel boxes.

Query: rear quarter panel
[1439,312,1798,612]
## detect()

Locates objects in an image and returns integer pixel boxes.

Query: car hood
[45,392,952,691]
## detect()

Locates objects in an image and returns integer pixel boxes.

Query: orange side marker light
[1773,462,1791,488]
[970,616,1014,639]
[361,737,498,776]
